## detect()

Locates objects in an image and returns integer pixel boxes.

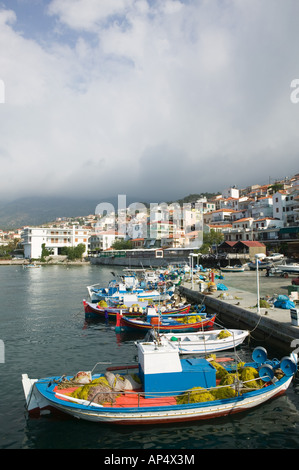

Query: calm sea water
[1,264,299,450]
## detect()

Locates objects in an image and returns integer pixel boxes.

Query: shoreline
[0,259,90,266]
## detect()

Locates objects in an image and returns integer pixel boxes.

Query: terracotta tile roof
[236,241,265,247]
[232,218,253,223]
[254,217,275,222]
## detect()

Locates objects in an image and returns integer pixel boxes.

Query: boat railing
[71,374,278,409]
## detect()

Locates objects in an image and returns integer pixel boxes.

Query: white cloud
[0,0,298,205]
[47,0,134,31]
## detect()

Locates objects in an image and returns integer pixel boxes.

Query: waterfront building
[218,240,266,258]
[89,230,126,252]
[21,226,90,259]
[131,238,145,249]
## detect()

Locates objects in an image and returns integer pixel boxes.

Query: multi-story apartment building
[21,226,90,259]
[272,189,299,226]
[251,195,273,219]
[203,209,238,226]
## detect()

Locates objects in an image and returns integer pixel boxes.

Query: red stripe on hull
[83,300,191,319]
[101,389,287,425]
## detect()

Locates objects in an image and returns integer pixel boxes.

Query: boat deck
[54,385,177,408]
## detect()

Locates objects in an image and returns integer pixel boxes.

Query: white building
[89,230,126,252]
[272,189,299,226]
[251,196,273,219]
[222,186,240,199]
[21,226,90,259]
[203,209,238,226]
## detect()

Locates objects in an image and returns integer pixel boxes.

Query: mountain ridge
[0,193,220,230]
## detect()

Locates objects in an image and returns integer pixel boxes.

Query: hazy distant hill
[0,197,101,229]
[0,192,221,230]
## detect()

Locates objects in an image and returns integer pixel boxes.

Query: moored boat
[87,280,173,304]
[147,328,249,354]
[22,345,297,425]
[83,299,191,320]
[116,311,216,333]
[23,263,41,268]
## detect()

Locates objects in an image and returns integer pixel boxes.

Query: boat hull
[276,264,299,274]
[83,300,191,320]
[221,266,245,272]
[156,329,249,354]
[23,374,293,425]
[119,314,216,332]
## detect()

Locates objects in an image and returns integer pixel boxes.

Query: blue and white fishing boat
[22,345,297,425]
[87,277,174,304]
[23,263,41,269]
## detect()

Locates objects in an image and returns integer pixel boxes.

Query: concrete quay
[179,272,299,355]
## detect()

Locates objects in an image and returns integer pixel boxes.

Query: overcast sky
[0,0,299,206]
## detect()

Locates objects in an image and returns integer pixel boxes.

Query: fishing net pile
[61,371,142,405]
[217,330,232,339]
[176,315,204,324]
[176,359,280,405]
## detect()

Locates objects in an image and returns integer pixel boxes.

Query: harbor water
[1,264,299,450]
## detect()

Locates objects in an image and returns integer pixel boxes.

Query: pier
[179,276,299,355]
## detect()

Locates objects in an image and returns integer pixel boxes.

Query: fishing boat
[23,263,41,269]
[221,265,245,273]
[116,311,216,333]
[147,328,249,355]
[87,279,174,304]
[22,345,297,425]
[83,299,191,320]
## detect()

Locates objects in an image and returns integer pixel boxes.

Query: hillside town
[1,172,299,261]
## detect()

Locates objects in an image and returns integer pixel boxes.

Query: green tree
[196,229,224,254]
[268,183,284,194]
[111,239,132,250]
[41,243,51,261]
[61,243,86,260]
[203,229,224,246]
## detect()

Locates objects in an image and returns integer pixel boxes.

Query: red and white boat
[116,311,216,333]
[83,299,191,320]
